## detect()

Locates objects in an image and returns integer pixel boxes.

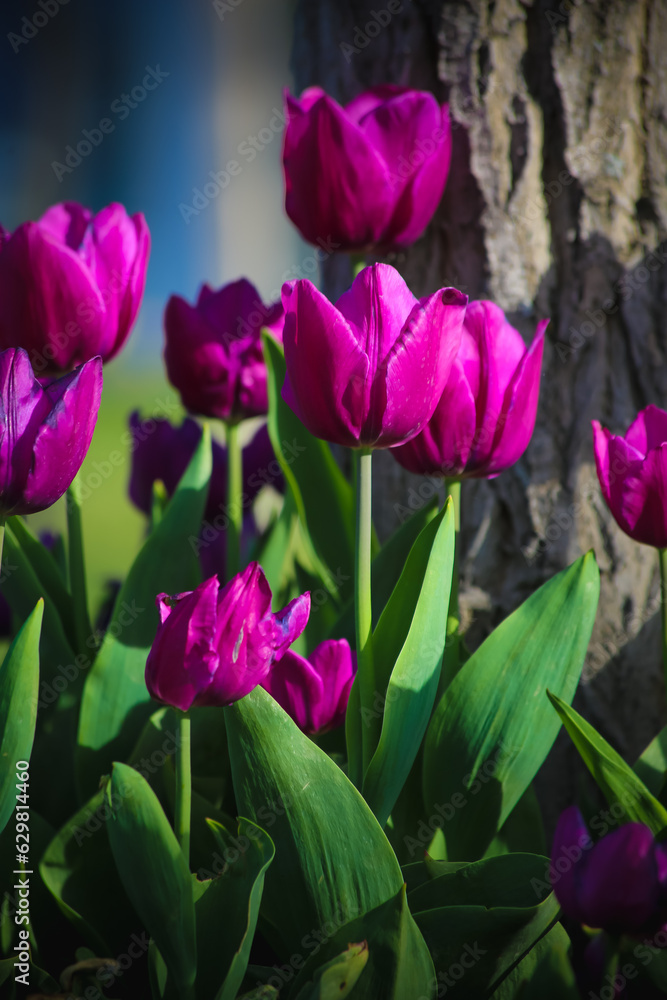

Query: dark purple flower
[263,639,356,735]
[0,202,149,373]
[164,278,284,423]
[0,347,102,515]
[145,563,310,710]
[283,86,451,252]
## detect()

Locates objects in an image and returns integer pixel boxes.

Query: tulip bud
[263,639,356,735]
[283,85,451,252]
[0,202,150,373]
[0,347,102,516]
[391,301,547,479]
[145,563,310,711]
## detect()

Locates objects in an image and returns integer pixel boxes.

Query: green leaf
[0,600,43,836]
[254,490,299,601]
[289,884,434,1000]
[362,502,455,826]
[634,725,667,800]
[263,332,355,604]
[77,426,212,796]
[490,922,577,999]
[483,785,547,859]
[194,818,274,1000]
[292,942,369,1000]
[547,691,667,834]
[225,685,404,959]
[411,854,560,998]
[106,762,196,995]
[423,552,600,861]
[7,516,75,645]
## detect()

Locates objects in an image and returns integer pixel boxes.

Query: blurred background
[1,0,305,603]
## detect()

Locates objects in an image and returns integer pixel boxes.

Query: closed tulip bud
[392,301,547,478]
[0,202,149,373]
[551,806,667,937]
[263,639,356,735]
[592,405,667,548]
[164,278,284,423]
[283,86,451,252]
[0,348,102,516]
[145,563,310,711]
[282,263,466,449]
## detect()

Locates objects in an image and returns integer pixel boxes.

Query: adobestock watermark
[195,796,293,880]
[545,0,587,35]
[403,741,521,858]
[58,934,150,999]
[51,65,169,182]
[265,904,361,993]
[212,0,244,19]
[8,0,70,53]
[179,106,286,223]
[340,1,404,63]
[417,942,488,999]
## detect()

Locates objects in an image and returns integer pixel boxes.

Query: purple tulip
[164,279,284,423]
[391,301,547,478]
[592,405,667,549]
[128,416,283,521]
[263,639,356,735]
[145,563,310,711]
[0,202,150,374]
[281,263,466,449]
[551,806,667,936]
[0,347,102,516]
[283,86,451,252]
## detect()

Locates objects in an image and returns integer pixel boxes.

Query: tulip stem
[354,448,374,774]
[175,711,192,869]
[225,422,243,581]
[660,548,667,692]
[66,473,93,655]
[440,479,461,690]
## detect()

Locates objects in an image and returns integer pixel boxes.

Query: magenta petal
[308,639,356,732]
[336,263,418,363]
[283,92,394,249]
[0,350,52,512]
[164,294,235,419]
[38,202,92,248]
[272,592,311,659]
[578,824,659,931]
[375,287,467,447]
[263,650,324,733]
[145,578,220,710]
[551,806,591,924]
[282,280,368,446]
[626,404,667,454]
[616,443,667,547]
[20,356,102,514]
[345,85,412,123]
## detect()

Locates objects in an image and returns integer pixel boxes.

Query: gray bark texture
[291,0,667,833]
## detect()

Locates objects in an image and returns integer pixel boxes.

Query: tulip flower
[0,202,150,373]
[551,806,667,937]
[164,279,284,424]
[283,86,451,252]
[391,301,547,478]
[281,263,466,449]
[263,639,356,735]
[0,347,102,516]
[592,405,667,549]
[145,563,310,711]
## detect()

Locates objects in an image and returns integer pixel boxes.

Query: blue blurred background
[0,0,306,601]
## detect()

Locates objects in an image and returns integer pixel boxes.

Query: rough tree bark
[292,0,667,832]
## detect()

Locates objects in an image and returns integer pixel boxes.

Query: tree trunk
[291,0,667,832]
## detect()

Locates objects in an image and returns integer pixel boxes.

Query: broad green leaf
[254,490,299,600]
[483,784,547,859]
[106,762,196,995]
[225,685,403,958]
[194,818,274,1000]
[634,725,667,800]
[77,427,211,795]
[8,516,75,644]
[490,922,577,999]
[289,885,434,1000]
[0,600,43,836]
[262,332,355,604]
[423,553,600,860]
[547,691,667,834]
[411,854,560,998]
[362,502,455,826]
[293,943,369,1000]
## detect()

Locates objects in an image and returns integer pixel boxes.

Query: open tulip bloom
[262,638,356,735]
[0,202,149,373]
[283,85,451,252]
[391,301,548,479]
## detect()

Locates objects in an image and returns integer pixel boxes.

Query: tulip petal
[373,287,467,447]
[308,639,356,732]
[609,440,667,548]
[577,823,659,931]
[20,357,103,514]
[282,280,369,446]
[551,805,591,924]
[271,591,311,659]
[626,404,667,455]
[145,579,220,711]
[164,294,235,420]
[345,85,412,124]
[0,349,52,512]
[283,91,394,249]
[38,202,92,249]
[263,650,324,733]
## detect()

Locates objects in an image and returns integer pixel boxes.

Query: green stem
[175,712,192,869]
[66,473,92,653]
[225,422,243,581]
[440,479,461,691]
[355,449,374,772]
[660,548,667,692]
